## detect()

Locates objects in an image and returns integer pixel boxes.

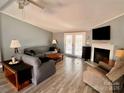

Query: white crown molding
[92,12,124,29]
[1,8,124,33]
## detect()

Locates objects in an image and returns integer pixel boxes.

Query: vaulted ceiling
[0,0,124,32]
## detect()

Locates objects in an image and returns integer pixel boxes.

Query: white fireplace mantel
[91,43,115,62]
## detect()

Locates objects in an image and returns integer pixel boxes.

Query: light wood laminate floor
[0,56,98,93]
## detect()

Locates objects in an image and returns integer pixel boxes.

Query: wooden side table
[3,60,32,91]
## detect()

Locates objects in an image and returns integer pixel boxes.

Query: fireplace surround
[91,43,114,62]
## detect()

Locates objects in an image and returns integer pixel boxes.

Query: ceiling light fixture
[17,0,30,9]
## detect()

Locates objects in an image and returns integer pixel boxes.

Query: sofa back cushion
[24,46,49,56]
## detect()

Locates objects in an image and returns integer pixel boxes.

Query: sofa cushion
[25,46,49,53]
[24,46,50,57]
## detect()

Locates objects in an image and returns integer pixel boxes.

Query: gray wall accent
[91,15,124,49]
[53,32,64,53]
[0,13,52,60]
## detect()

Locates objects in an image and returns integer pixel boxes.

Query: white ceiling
[0,0,124,32]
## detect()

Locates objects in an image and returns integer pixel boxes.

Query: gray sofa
[16,53,56,85]
[24,46,57,57]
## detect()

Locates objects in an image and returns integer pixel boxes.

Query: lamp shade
[10,40,21,48]
[115,49,124,58]
[52,40,57,44]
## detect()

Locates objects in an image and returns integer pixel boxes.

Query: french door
[64,32,86,57]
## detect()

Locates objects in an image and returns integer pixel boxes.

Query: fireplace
[91,43,114,62]
[94,48,110,63]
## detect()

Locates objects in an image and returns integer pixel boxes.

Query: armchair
[83,62,124,93]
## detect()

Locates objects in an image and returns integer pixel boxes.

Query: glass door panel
[65,35,73,55]
[74,34,83,57]
[64,32,86,57]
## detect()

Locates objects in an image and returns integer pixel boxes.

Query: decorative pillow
[30,50,36,55]
[24,50,36,56]
[106,61,124,82]
[49,47,55,51]
[99,61,112,71]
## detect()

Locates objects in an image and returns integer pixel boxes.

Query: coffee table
[47,53,63,61]
[3,60,32,91]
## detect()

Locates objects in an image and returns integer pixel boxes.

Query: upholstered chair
[83,61,124,93]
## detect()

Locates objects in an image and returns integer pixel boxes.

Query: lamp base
[14,48,19,54]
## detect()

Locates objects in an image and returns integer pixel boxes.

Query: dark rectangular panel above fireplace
[94,48,110,63]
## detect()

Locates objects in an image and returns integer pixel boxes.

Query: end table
[3,60,32,91]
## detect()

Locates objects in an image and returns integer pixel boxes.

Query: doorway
[64,32,86,57]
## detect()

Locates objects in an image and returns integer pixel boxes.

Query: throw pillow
[49,47,55,51]
[99,61,112,71]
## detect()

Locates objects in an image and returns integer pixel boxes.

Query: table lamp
[10,39,21,54]
[52,40,57,47]
[115,49,124,61]
[52,40,57,44]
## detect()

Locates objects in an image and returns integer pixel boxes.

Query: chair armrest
[86,66,110,83]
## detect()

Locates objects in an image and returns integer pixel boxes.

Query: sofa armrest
[22,54,41,67]
[16,53,42,85]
